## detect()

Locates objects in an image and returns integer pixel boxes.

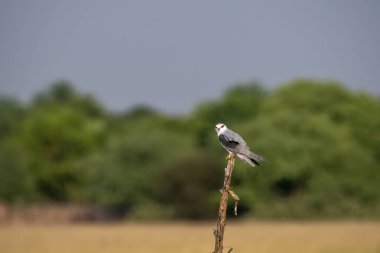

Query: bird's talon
[226,153,235,160]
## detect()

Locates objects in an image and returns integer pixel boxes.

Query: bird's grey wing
[219,129,248,152]
[221,129,265,166]
[224,129,259,156]
[223,129,247,145]
[218,133,240,148]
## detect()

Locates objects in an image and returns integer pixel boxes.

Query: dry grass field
[0,221,379,253]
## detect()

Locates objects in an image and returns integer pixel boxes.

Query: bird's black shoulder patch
[219,134,240,148]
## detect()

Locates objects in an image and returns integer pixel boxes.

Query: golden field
[0,221,379,253]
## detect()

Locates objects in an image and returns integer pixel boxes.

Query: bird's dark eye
[221,125,225,128]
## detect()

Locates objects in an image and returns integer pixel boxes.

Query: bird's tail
[247,152,265,167]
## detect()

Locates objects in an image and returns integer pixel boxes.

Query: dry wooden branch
[213,155,239,253]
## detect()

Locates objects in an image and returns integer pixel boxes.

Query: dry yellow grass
[0,221,379,253]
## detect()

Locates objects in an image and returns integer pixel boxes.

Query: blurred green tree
[234,80,380,218]
[0,79,379,219]
[18,81,106,201]
[79,120,196,217]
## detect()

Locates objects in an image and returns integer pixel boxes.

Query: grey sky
[0,1,379,114]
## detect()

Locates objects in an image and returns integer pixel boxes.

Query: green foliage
[152,153,224,219]
[234,80,380,218]
[0,97,25,140]
[15,82,107,201]
[79,123,196,215]
[0,142,36,202]
[0,79,379,220]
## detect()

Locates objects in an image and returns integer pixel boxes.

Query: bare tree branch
[213,155,239,253]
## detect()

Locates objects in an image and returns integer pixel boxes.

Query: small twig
[227,187,240,216]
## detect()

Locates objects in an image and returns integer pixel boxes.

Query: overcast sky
[0,1,379,114]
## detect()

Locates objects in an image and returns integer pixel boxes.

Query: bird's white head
[215,123,228,135]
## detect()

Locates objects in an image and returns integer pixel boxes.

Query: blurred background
[0,1,379,253]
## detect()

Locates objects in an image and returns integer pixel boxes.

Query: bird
[215,123,265,167]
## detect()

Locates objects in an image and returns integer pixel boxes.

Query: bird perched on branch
[215,123,265,167]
